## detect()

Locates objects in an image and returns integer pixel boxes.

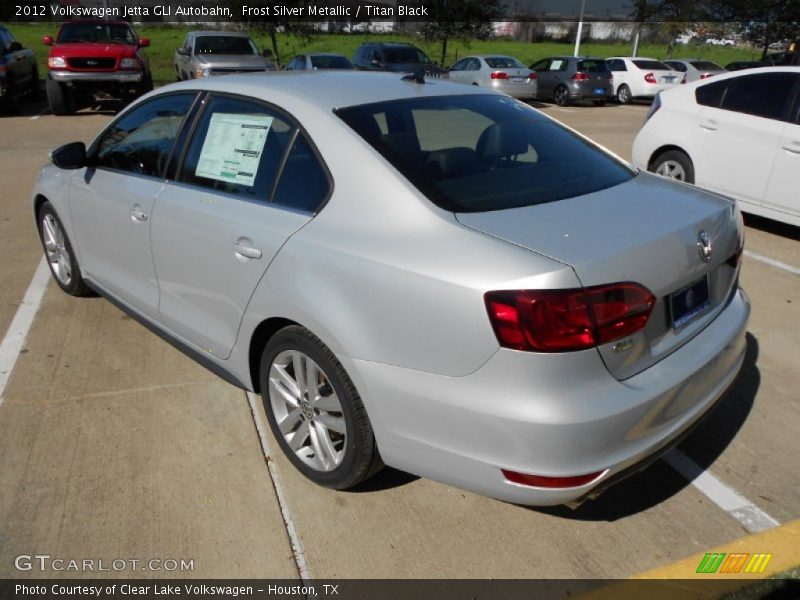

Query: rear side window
[666,61,687,72]
[336,95,633,213]
[310,55,352,69]
[273,135,330,212]
[179,95,295,201]
[577,60,609,72]
[606,59,627,72]
[632,60,671,70]
[690,61,723,71]
[719,73,797,121]
[695,79,729,107]
[94,93,196,178]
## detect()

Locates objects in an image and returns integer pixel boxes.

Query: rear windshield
[384,47,431,64]
[632,59,672,70]
[336,95,633,213]
[577,60,609,72]
[310,55,353,69]
[690,61,723,71]
[58,23,135,45]
[195,36,257,56]
[484,56,526,69]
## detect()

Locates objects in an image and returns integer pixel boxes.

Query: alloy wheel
[268,349,347,472]
[555,86,569,106]
[41,213,73,286]
[655,160,687,181]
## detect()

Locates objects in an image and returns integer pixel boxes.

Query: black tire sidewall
[38,202,87,296]
[46,79,72,115]
[259,327,376,489]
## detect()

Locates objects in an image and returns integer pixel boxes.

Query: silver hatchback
[33,72,748,506]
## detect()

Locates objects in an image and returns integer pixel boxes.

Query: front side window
[384,47,430,64]
[690,61,723,71]
[94,93,197,177]
[336,94,633,213]
[578,59,609,72]
[450,59,469,71]
[484,57,525,69]
[530,59,549,72]
[310,55,352,69]
[606,59,626,72]
[632,59,671,71]
[719,73,797,121]
[666,61,687,72]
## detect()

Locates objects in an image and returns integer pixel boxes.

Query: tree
[417,0,504,67]
[633,0,713,57]
[708,0,800,58]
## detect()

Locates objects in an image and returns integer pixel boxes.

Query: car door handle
[130,206,148,222]
[699,120,719,131]
[233,243,262,260]
[781,142,800,155]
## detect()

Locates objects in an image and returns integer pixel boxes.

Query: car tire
[138,72,153,96]
[46,79,73,115]
[650,149,695,184]
[617,84,632,104]
[260,325,383,490]
[554,85,570,106]
[37,201,90,296]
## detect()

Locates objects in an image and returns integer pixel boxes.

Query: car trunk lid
[456,173,742,380]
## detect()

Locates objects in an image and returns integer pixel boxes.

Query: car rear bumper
[569,81,614,99]
[346,287,749,506]
[49,70,143,83]
[490,80,537,99]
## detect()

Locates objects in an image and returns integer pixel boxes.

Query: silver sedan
[33,72,748,506]
[448,54,538,99]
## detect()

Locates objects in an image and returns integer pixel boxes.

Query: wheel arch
[33,193,49,224]
[248,316,302,393]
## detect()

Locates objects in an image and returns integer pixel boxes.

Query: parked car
[529,56,613,106]
[724,61,764,71]
[447,55,537,99]
[605,57,682,104]
[34,71,748,507]
[633,67,800,227]
[352,42,447,78]
[174,31,273,80]
[285,53,354,71]
[0,24,40,112]
[42,20,152,115]
[663,59,726,83]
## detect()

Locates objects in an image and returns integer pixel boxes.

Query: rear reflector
[491,71,509,80]
[502,469,604,488]
[485,283,656,352]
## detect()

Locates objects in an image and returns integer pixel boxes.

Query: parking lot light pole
[574,0,587,57]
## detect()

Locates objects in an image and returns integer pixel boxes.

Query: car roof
[665,65,800,93]
[191,31,253,38]
[161,71,494,111]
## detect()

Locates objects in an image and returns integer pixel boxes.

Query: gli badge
[697,230,712,263]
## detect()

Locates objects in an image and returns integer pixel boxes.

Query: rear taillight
[491,71,509,80]
[571,72,590,81]
[485,283,656,353]
[700,73,713,79]
[644,72,657,83]
[502,469,605,489]
[527,72,538,80]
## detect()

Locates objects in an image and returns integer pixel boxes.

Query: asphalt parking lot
[0,97,798,580]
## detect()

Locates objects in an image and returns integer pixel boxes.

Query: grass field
[9,23,761,83]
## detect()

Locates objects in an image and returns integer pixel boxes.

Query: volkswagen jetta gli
[33,72,749,506]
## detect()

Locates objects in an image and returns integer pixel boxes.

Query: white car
[633,67,800,227]
[605,57,683,104]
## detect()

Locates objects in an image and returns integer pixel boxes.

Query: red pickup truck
[43,20,152,115]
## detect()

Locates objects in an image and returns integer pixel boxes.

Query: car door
[448,58,470,83]
[68,92,199,320]
[692,72,796,207]
[606,58,628,93]
[530,59,553,97]
[763,74,800,218]
[151,94,330,359]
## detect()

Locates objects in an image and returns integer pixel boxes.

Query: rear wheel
[651,149,695,184]
[260,326,383,489]
[554,85,570,106]
[617,84,632,104]
[46,79,73,115]
[37,201,90,296]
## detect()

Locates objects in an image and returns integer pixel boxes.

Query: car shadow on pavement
[348,466,420,493]
[744,214,800,241]
[537,332,761,522]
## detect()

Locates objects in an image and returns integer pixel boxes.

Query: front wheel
[37,202,90,296]
[260,326,383,489]
[650,149,695,184]
[554,85,570,106]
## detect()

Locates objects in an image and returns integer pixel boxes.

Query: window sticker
[549,59,564,71]
[196,113,273,186]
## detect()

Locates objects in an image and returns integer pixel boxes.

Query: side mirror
[176,47,189,56]
[51,142,87,170]
[138,38,150,48]
[8,42,23,53]
[42,35,54,46]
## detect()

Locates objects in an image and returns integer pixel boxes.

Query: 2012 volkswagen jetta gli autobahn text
[33,72,749,506]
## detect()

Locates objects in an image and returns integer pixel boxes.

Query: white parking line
[246,391,311,582]
[664,449,780,534]
[0,258,50,406]
[744,250,800,276]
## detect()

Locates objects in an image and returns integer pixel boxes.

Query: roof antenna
[402,68,426,84]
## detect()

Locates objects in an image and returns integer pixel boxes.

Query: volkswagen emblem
[697,230,712,262]
[87,60,98,66]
